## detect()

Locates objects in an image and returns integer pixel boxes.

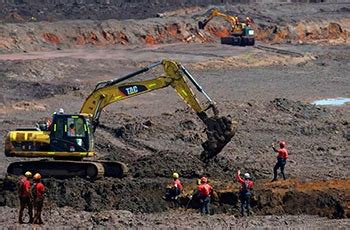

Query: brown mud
[0,1,349,229]
[0,177,349,222]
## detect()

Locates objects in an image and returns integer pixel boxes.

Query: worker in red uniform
[32,173,45,224]
[18,171,33,224]
[236,169,254,216]
[272,141,289,181]
[195,177,213,215]
[163,172,183,201]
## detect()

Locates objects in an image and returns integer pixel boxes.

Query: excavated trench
[0,177,349,218]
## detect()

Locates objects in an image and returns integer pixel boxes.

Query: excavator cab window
[50,114,91,153]
[67,117,85,138]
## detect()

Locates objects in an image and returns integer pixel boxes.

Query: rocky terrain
[0,1,349,229]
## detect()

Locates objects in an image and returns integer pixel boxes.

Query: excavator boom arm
[80,60,215,128]
[199,8,238,31]
[80,59,237,160]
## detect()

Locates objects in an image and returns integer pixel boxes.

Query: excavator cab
[49,114,94,154]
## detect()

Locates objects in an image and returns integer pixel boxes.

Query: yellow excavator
[5,60,237,179]
[198,8,255,46]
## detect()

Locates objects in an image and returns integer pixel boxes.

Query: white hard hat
[244,173,250,179]
[58,108,65,114]
[25,171,32,177]
[172,172,179,179]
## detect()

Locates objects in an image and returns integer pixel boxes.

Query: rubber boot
[18,210,24,224]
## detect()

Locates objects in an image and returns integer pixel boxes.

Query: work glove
[189,195,193,200]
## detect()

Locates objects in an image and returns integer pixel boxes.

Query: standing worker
[236,169,254,216]
[271,141,289,181]
[195,177,213,215]
[32,173,45,225]
[18,171,33,224]
[163,172,183,201]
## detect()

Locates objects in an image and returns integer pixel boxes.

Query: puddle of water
[312,97,350,106]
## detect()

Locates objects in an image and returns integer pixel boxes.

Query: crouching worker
[236,169,254,217]
[18,171,33,224]
[191,177,213,215]
[32,173,45,224]
[163,172,183,201]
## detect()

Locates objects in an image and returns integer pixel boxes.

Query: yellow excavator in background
[198,8,255,46]
[5,60,237,179]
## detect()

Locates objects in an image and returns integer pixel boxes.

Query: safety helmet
[244,173,251,179]
[58,108,65,114]
[24,171,32,178]
[33,173,41,180]
[200,177,208,184]
[172,172,179,179]
[279,141,286,148]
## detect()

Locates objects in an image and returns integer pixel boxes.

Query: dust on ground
[0,2,350,229]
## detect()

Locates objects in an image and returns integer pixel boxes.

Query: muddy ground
[0,1,350,229]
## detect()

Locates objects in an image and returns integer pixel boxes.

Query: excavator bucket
[200,115,237,161]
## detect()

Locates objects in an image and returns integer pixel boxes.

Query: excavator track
[7,160,128,179]
[254,45,304,57]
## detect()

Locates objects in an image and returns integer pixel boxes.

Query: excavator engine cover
[201,115,237,160]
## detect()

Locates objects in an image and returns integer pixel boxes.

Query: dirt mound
[272,98,328,120]
[0,79,79,102]
[131,150,203,178]
[92,98,349,182]
[1,4,349,53]
[255,20,349,44]
[0,176,170,213]
[3,1,334,23]
[0,0,219,22]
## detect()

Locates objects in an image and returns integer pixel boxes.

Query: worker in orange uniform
[18,171,33,224]
[163,172,183,201]
[192,177,213,215]
[236,169,254,216]
[32,173,45,224]
[271,141,289,181]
